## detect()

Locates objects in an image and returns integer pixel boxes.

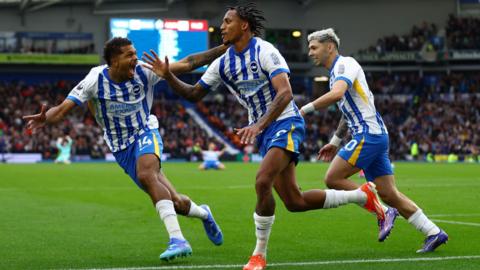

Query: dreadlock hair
[103,37,132,66]
[228,2,266,36]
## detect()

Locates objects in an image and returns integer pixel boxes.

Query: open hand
[317,144,338,162]
[235,124,261,145]
[23,104,47,134]
[142,50,170,78]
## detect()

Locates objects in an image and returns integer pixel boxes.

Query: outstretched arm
[142,53,209,102]
[300,80,349,115]
[235,73,293,144]
[23,100,76,134]
[218,146,227,157]
[166,44,228,75]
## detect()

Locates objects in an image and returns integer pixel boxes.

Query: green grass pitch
[1,162,479,270]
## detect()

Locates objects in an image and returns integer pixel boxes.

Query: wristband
[329,135,342,147]
[300,102,315,114]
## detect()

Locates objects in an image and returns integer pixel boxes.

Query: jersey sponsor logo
[236,80,266,95]
[338,64,345,74]
[270,53,281,65]
[108,102,141,115]
[249,61,259,73]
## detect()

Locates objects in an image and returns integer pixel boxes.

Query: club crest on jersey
[249,61,259,73]
[132,84,141,96]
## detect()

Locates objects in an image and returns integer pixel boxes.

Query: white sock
[252,213,275,257]
[408,209,441,236]
[323,189,367,208]
[155,200,185,240]
[187,201,209,220]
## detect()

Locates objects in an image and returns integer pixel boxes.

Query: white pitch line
[431,219,480,227]
[3,182,480,192]
[65,255,480,270]
[430,213,480,217]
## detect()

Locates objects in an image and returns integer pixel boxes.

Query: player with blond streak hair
[301,28,448,253]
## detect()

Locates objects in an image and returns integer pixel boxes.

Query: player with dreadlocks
[142,3,386,269]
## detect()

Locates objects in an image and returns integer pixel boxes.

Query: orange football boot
[243,254,267,270]
[360,182,385,220]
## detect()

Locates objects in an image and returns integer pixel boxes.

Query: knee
[324,171,340,189]
[137,170,155,187]
[255,171,274,196]
[255,170,275,190]
[283,200,305,212]
[255,178,272,196]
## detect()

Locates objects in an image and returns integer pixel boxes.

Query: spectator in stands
[447,14,480,50]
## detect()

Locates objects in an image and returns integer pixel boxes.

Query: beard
[222,38,231,45]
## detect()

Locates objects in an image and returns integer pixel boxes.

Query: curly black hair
[103,37,132,66]
[228,2,266,36]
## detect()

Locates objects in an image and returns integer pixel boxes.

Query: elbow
[286,92,294,101]
[284,92,294,107]
[281,90,294,104]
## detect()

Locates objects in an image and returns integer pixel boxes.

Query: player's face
[112,45,138,79]
[208,143,215,150]
[308,40,329,67]
[220,9,246,45]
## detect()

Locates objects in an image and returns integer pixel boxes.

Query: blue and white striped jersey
[199,37,300,125]
[329,55,388,135]
[67,62,162,152]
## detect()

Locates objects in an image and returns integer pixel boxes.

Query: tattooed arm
[334,115,349,139]
[255,73,293,131]
[142,52,210,102]
[235,72,293,144]
[169,44,228,75]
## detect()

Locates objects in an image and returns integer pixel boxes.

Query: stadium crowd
[446,14,480,50]
[0,80,213,161]
[0,70,478,162]
[0,69,480,160]
[357,14,480,55]
[195,72,479,161]
[358,21,442,55]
